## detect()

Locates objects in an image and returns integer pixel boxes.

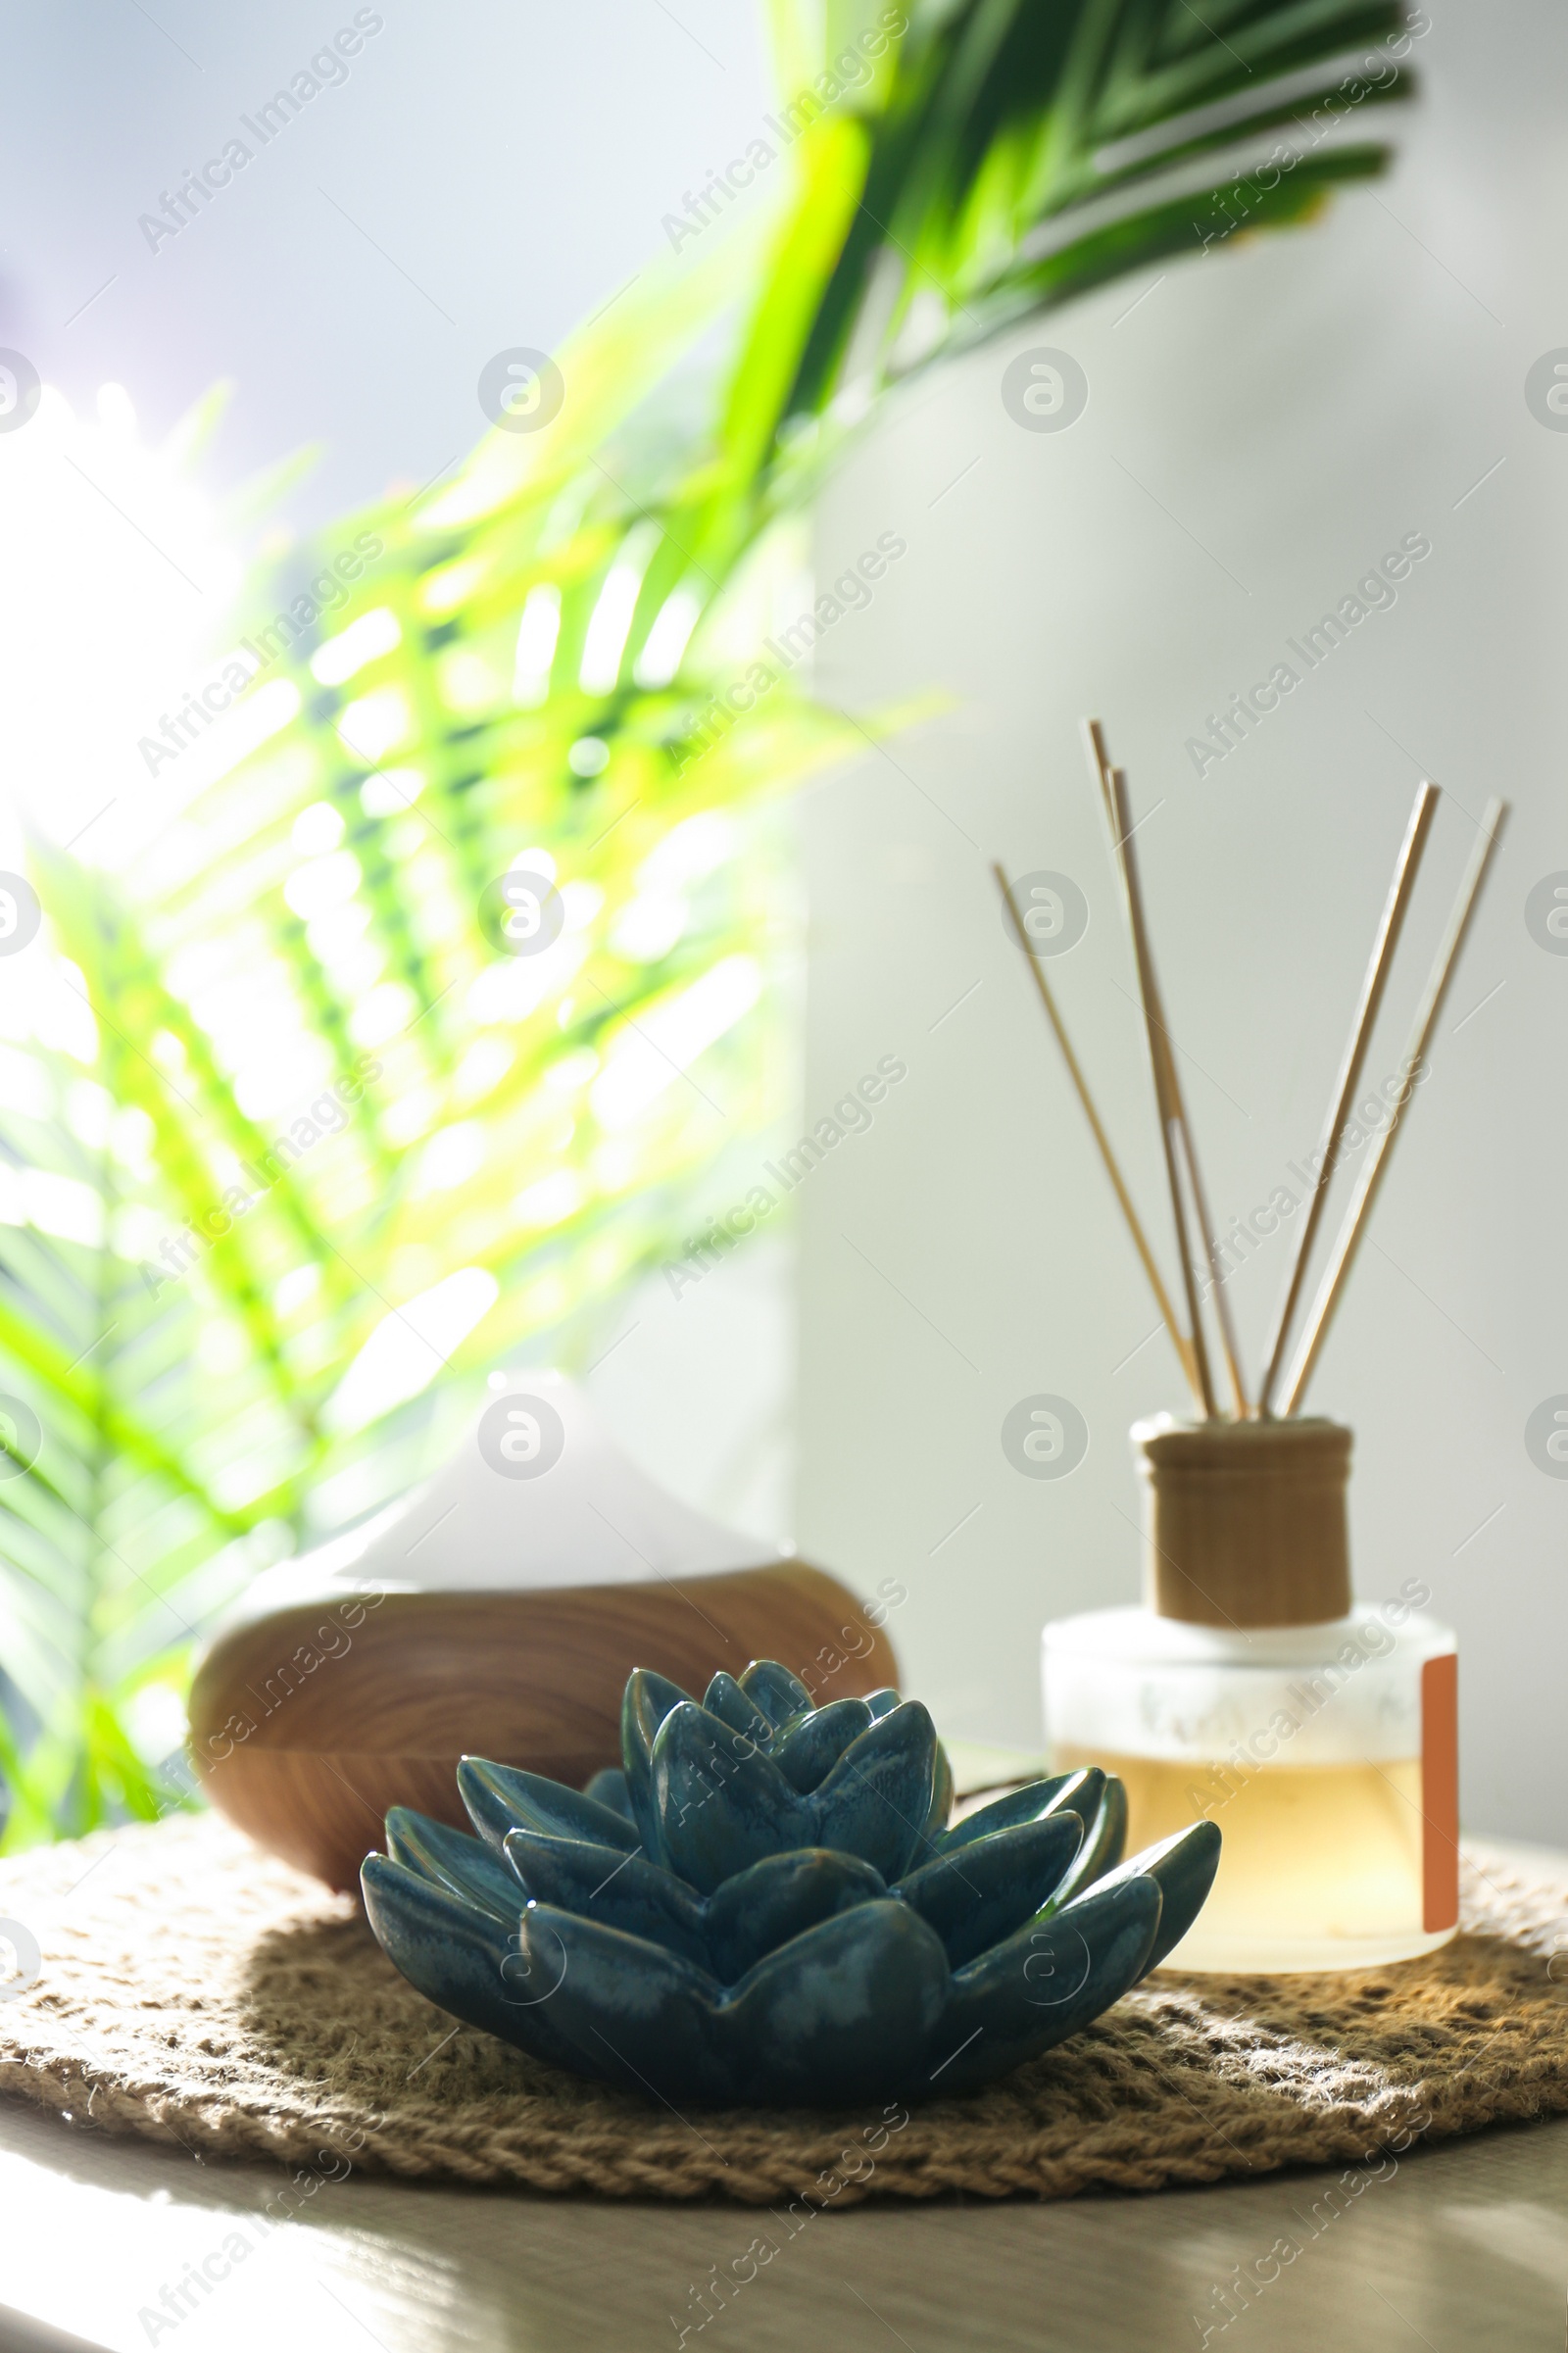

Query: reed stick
[1255,779,1440,1416]
[1278,796,1507,1414]
[1106,767,1218,1417]
[1085,719,1116,837]
[994,862,1202,1407]
[1170,1113,1250,1417]
[1085,723,1248,1415]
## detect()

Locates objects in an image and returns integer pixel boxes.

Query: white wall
[797,1,1568,1843]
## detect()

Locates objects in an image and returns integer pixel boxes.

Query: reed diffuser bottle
[1000,723,1502,1976]
[1042,1418,1457,1971]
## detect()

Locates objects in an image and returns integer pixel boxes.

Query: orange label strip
[1421,1652,1459,1934]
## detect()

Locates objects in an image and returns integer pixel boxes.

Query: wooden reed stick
[1170,1113,1250,1417]
[1085,723,1248,1415]
[1278,797,1507,1414]
[1255,779,1440,1416]
[1106,768,1218,1417]
[1085,718,1117,836]
[994,862,1201,1407]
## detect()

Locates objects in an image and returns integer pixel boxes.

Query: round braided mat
[1,1814,1565,2203]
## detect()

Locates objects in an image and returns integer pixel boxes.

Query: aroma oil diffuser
[1001,725,1501,1974]
[189,1373,897,1889]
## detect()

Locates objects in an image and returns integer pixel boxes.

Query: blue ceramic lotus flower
[362,1660,1219,2107]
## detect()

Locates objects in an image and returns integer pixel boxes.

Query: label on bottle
[1421,1653,1459,1932]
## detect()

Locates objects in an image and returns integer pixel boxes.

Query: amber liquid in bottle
[1054,1745,1428,1972]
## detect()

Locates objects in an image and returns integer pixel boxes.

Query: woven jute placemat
[1,1814,1565,2204]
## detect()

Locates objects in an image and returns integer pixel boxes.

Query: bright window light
[437,647,502,713]
[233,1037,335,1120]
[466,935,584,1026]
[361,766,424,817]
[640,809,736,891]
[510,846,557,882]
[323,1266,500,1434]
[164,678,302,802]
[64,1078,112,1148]
[634,587,701,686]
[610,893,687,962]
[0,1165,106,1248]
[578,539,651,694]
[349,980,417,1048]
[283,850,362,920]
[513,583,561,705]
[291,802,346,856]
[305,900,372,964]
[544,1048,598,1093]
[0,1047,49,1120]
[272,1264,321,1318]
[0,380,242,858]
[413,1121,486,1195]
[590,955,760,1130]
[338,685,412,763]
[454,1036,514,1104]
[514,1169,585,1227]
[311,607,401,686]
[420,556,488,614]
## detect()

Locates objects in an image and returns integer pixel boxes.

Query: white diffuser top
[234,1371,778,1618]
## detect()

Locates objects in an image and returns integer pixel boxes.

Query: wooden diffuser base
[190,1563,891,1891]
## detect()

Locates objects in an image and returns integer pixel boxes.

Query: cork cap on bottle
[1132,1414,1352,1629]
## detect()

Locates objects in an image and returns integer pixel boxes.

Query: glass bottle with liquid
[1041,1416,1459,1973]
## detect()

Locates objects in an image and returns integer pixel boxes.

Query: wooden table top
[3,1834,1565,2353]
[2,2052,1566,2351]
